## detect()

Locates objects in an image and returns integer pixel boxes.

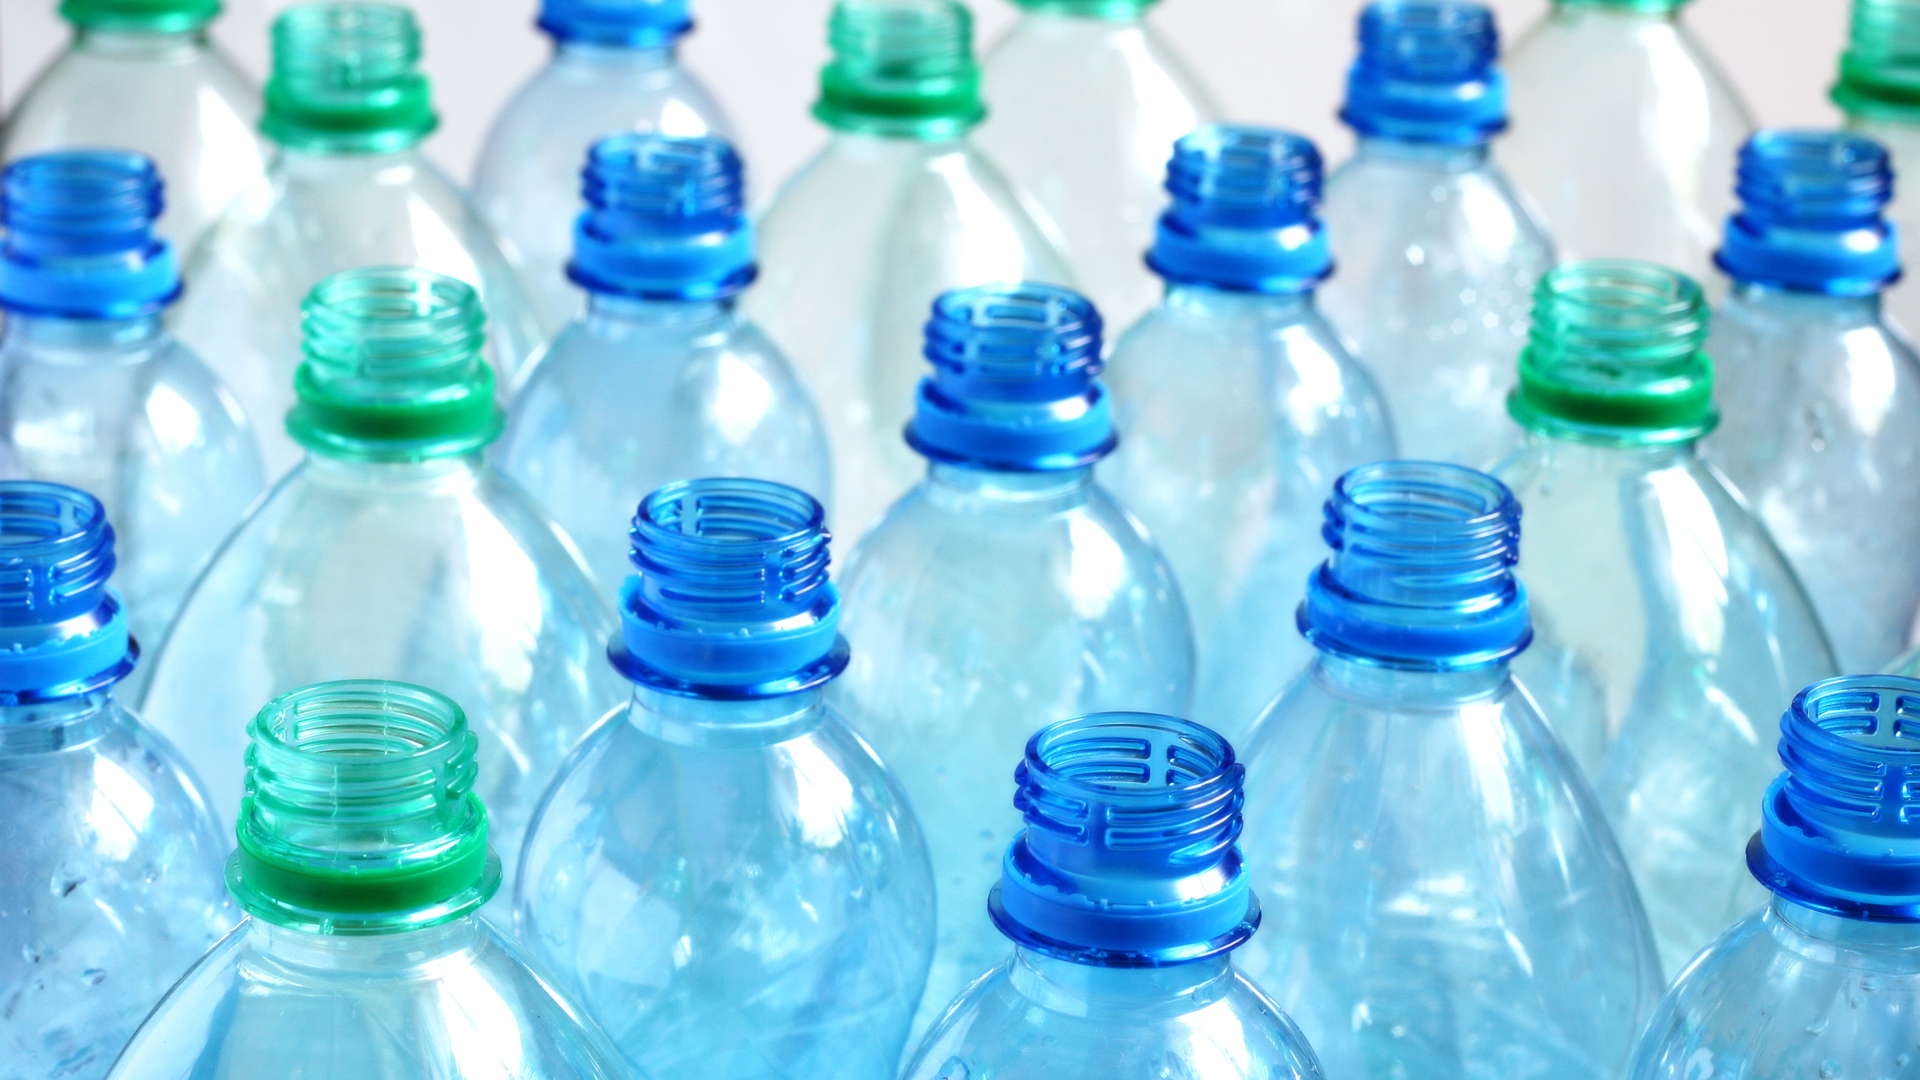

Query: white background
[0,0,1852,197]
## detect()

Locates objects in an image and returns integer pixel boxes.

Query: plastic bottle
[518,477,934,1080]
[831,282,1193,1032]
[1500,0,1752,283]
[1237,460,1662,1080]
[173,2,543,477]
[0,481,234,1080]
[0,151,265,669]
[746,0,1073,542]
[498,133,830,592]
[1704,130,1920,673]
[106,680,631,1080]
[139,267,624,906]
[1627,675,1920,1080]
[1102,125,1395,739]
[1317,0,1553,468]
[472,0,734,333]
[1835,0,1920,336]
[1495,259,1837,974]
[902,712,1326,1080]
[974,0,1220,333]
[1,0,268,252]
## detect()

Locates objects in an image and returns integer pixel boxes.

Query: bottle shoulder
[977,17,1222,137]
[1319,155,1554,273]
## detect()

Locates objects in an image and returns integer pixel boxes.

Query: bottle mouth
[0,481,136,703]
[1715,129,1901,296]
[568,133,757,302]
[1148,125,1332,294]
[1341,1,1507,146]
[262,3,438,154]
[1835,0,1920,121]
[231,680,498,933]
[992,712,1258,966]
[537,0,692,47]
[813,0,984,140]
[0,151,180,319]
[60,0,220,32]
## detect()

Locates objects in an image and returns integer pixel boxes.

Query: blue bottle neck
[0,311,167,359]
[1312,650,1513,702]
[1162,282,1317,318]
[585,292,732,328]
[1007,946,1234,1009]
[1726,279,1886,321]
[925,461,1095,506]
[554,38,677,68]
[0,690,116,753]
[1770,894,1920,963]
[625,683,827,747]
[1351,135,1492,171]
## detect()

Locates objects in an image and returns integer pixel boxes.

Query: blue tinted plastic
[1715,129,1901,296]
[539,0,690,45]
[0,152,179,318]
[568,132,755,301]
[1148,125,1333,294]
[518,478,934,1080]
[906,284,1114,471]
[1341,0,1507,146]
[0,484,133,698]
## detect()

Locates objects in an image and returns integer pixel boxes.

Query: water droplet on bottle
[80,969,105,987]
[1819,1060,1841,1079]
[19,942,43,964]
[49,863,87,898]
[143,863,163,884]
[934,1057,969,1080]
[1806,1017,1830,1035]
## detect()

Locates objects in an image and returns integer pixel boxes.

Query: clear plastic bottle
[0,481,235,1080]
[106,680,631,1080]
[472,0,734,333]
[1704,130,1920,673]
[1496,259,1837,974]
[1835,0,1920,337]
[746,0,1073,542]
[139,268,624,906]
[0,0,268,253]
[1628,675,1920,1080]
[974,0,1220,333]
[830,282,1193,1032]
[174,2,543,477]
[498,133,830,591]
[902,712,1326,1080]
[518,478,934,1080]
[1238,460,1662,1080]
[1102,125,1395,739]
[1317,0,1553,468]
[1499,0,1752,284]
[0,151,265,671]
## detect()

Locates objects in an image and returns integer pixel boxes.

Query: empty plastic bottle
[1238,460,1662,1080]
[1,0,268,252]
[831,282,1193,1032]
[1317,0,1553,468]
[747,0,1073,542]
[519,478,934,1080]
[1836,0,1920,336]
[1496,259,1837,974]
[473,0,734,333]
[1628,675,1920,1080]
[1500,0,1752,283]
[1704,130,1920,673]
[0,481,234,1080]
[1102,125,1394,739]
[106,679,631,1080]
[901,712,1326,1080]
[975,0,1221,333]
[174,2,543,476]
[140,267,624,904]
[498,133,830,592]
[0,151,265,668]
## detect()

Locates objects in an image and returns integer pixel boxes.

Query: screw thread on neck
[1716,129,1900,295]
[1148,125,1331,294]
[537,0,691,46]
[0,151,180,319]
[813,0,984,139]
[1342,1,1506,145]
[263,3,437,153]
[0,482,135,703]
[60,0,221,32]
[1836,0,1920,121]
[569,133,756,301]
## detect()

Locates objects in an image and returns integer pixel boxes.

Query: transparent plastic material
[830,464,1193,1031]
[472,41,733,333]
[1707,286,1920,671]
[1500,3,1752,283]
[501,297,831,590]
[747,132,1073,541]
[975,8,1221,333]
[1319,140,1552,466]
[1496,436,1837,972]
[1,28,267,251]
[1103,288,1394,738]
[1850,116,1920,335]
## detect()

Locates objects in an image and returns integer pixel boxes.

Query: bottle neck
[1521,429,1700,471]
[1162,283,1315,318]
[0,312,166,360]
[1726,279,1885,321]
[245,909,486,969]
[828,127,968,161]
[626,684,827,748]
[72,25,210,58]
[1007,946,1234,1010]
[299,449,487,490]
[924,462,1095,506]
[1351,136,1492,170]
[585,292,731,328]
[554,39,675,69]
[277,141,425,172]
[1312,651,1512,704]
[1770,894,1920,970]
[0,690,115,753]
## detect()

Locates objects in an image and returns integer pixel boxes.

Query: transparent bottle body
[1493,436,1835,975]
[137,453,625,906]
[745,131,1074,542]
[1,693,236,1080]
[1499,5,1752,284]
[1238,656,1661,1080]
[975,11,1221,334]
[1318,140,1553,468]
[106,915,630,1079]
[903,950,1325,1080]
[0,315,265,670]
[471,42,734,335]
[1703,286,1920,671]
[828,464,1193,1033]
[174,147,545,476]
[517,685,935,1080]
[1101,287,1394,739]
[497,296,831,591]
[1847,116,1920,338]
[1,28,267,253]
[1628,898,1920,1080]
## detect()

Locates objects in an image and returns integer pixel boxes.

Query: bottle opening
[569,133,757,301]
[0,482,116,627]
[263,2,437,153]
[1343,1,1506,145]
[814,0,984,138]
[1836,0,1920,121]
[1717,129,1900,295]
[1148,125,1332,293]
[0,151,179,319]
